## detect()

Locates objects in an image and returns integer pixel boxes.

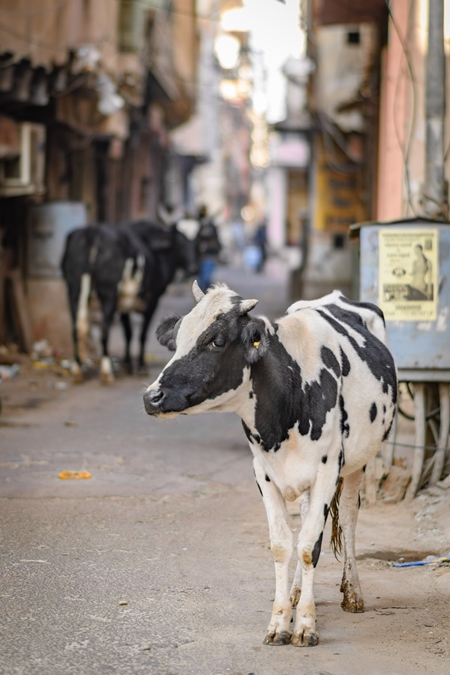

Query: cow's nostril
[148,389,164,404]
[144,388,165,413]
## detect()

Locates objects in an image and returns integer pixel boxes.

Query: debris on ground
[0,364,19,382]
[380,464,412,503]
[394,554,450,568]
[31,339,54,360]
[58,470,92,480]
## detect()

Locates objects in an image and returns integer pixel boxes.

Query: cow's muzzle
[143,388,165,415]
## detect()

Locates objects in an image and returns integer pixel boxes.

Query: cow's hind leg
[291,456,342,647]
[97,290,117,384]
[254,459,293,646]
[339,469,365,613]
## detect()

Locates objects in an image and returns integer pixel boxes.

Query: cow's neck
[241,333,305,452]
[158,250,177,290]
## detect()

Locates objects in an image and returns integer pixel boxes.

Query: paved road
[1,265,448,674]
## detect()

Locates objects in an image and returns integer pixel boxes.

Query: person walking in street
[196,205,222,291]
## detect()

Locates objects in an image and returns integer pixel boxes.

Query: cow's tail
[62,226,100,366]
[85,226,100,274]
[330,477,343,560]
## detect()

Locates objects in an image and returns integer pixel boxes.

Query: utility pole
[423,0,446,217]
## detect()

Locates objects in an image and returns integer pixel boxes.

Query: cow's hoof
[291,630,319,647]
[122,362,133,376]
[71,364,84,384]
[100,373,115,385]
[263,631,291,646]
[341,597,364,613]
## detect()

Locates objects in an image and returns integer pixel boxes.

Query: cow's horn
[240,298,258,314]
[192,279,205,303]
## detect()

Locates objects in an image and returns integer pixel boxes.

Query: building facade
[0,0,197,351]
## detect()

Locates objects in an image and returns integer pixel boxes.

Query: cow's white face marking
[176,218,200,241]
[171,285,238,359]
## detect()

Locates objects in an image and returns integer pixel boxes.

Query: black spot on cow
[370,402,377,423]
[265,474,271,482]
[297,368,338,441]
[383,404,386,414]
[339,395,350,438]
[321,346,341,378]
[250,333,338,449]
[323,503,329,521]
[339,295,386,325]
[256,480,263,497]
[338,448,345,470]
[243,421,252,441]
[362,464,366,473]
[312,531,324,568]
[249,391,254,399]
[340,348,351,377]
[318,306,397,405]
[382,415,395,442]
[321,455,328,464]
[243,421,261,446]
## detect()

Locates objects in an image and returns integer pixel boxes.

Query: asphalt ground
[1,262,449,674]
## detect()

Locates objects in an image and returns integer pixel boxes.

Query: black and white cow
[143,282,397,647]
[61,221,198,383]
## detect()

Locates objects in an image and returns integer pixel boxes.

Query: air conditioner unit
[0,122,46,197]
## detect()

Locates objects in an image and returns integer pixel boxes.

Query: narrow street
[1,267,449,675]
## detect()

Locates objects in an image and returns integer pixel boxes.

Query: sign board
[313,137,365,233]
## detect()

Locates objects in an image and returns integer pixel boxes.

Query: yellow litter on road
[58,470,92,480]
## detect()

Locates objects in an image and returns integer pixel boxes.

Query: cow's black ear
[241,319,268,363]
[156,315,181,351]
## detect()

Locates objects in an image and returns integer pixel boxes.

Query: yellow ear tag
[253,340,260,349]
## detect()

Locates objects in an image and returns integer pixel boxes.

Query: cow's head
[174,226,199,277]
[143,281,269,417]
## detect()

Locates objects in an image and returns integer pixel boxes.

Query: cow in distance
[61,221,198,383]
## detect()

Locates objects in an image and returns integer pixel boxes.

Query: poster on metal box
[378,229,438,321]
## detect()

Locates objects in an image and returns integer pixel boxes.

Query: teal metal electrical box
[350,217,450,381]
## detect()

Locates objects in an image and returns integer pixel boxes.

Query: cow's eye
[210,337,226,349]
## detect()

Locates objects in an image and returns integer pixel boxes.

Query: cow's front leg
[138,299,158,372]
[120,313,133,374]
[97,290,117,384]
[253,459,293,646]
[339,469,364,613]
[291,461,340,647]
[289,491,310,608]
